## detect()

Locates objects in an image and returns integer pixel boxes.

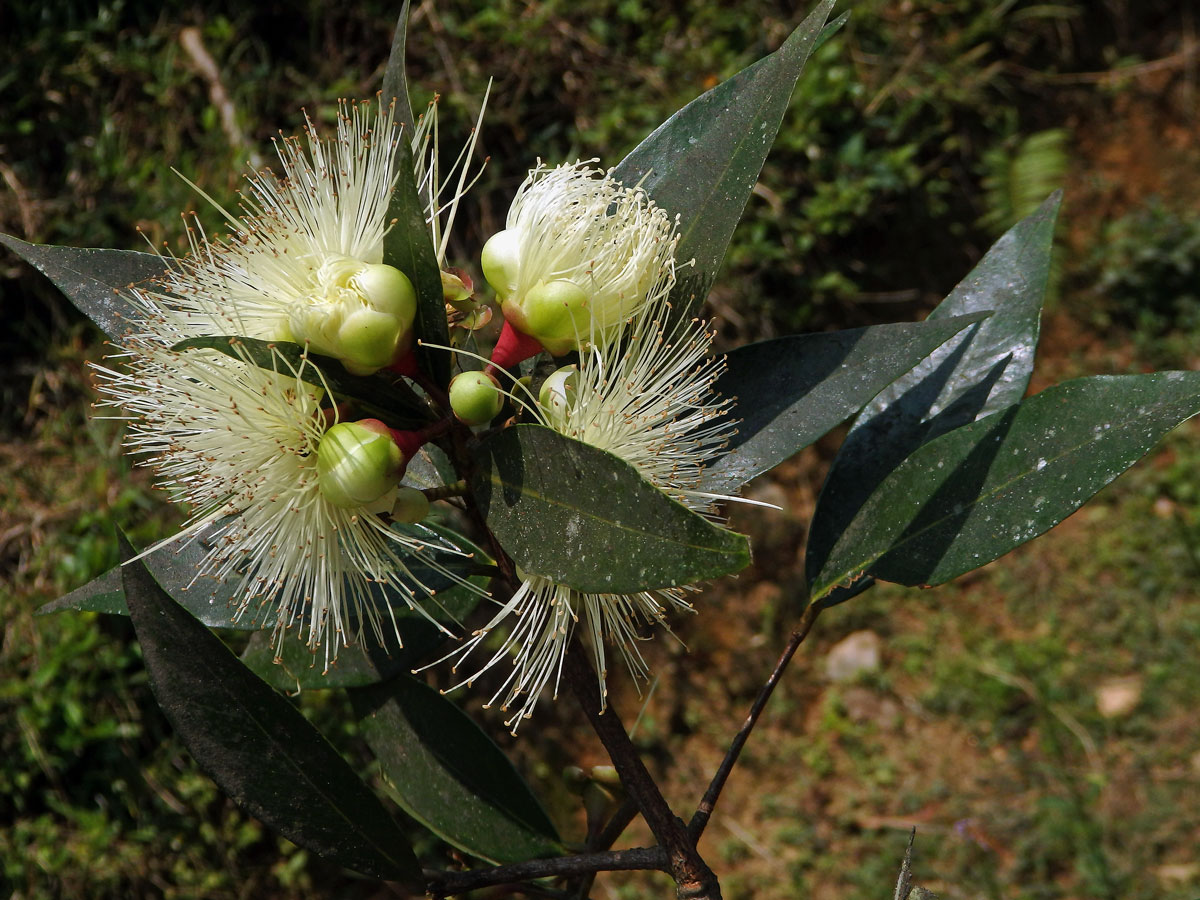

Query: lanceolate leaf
[806,193,1062,604]
[472,424,750,593]
[383,140,451,387]
[353,676,563,864]
[0,233,166,339]
[172,334,431,426]
[701,313,988,494]
[810,372,1200,599]
[612,0,835,318]
[119,535,420,884]
[382,0,417,140]
[41,523,481,635]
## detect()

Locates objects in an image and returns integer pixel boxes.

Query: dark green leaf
[1,233,166,339]
[172,334,432,427]
[37,567,126,616]
[352,675,562,864]
[701,313,988,494]
[814,10,850,52]
[611,0,834,318]
[241,576,485,690]
[810,372,1200,599]
[472,424,750,593]
[383,141,450,387]
[119,534,420,883]
[806,193,1062,604]
[382,0,417,139]
[38,530,243,625]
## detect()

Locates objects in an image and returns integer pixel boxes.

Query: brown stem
[572,798,640,899]
[564,645,721,899]
[688,601,822,841]
[424,846,667,897]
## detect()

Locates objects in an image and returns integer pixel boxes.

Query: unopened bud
[480,229,522,300]
[518,280,589,356]
[391,486,431,523]
[317,420,404,509]
[449,371,505,425]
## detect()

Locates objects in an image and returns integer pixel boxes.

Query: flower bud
[289,255,417,374]
[480,228,522,300]
[317,420,404,509]
[391,485,431,524]
[449,371,505,425]
[538,365,578,428]
[518,280,589,356]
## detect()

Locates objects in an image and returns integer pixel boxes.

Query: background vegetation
[2,1,1199,897]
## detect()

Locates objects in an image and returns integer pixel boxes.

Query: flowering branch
[563,645,721,899]
[688,601,824,841]
[423,846,667,897]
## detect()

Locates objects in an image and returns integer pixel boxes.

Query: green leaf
[119,534,421,884]
[172,334,432,427]
[806,193,1062,604]
[382,0,417,139]
[41,522,480,636]
[472,424,750,593]
[383,141,450,387]
[352,675,562,864]
[38,530,242,626]
[810,372,1200,599]
[611,0,834,318]
[701,313,988,494]
[1,233,166,339]
[241,576,486,690]
[38,567,126,616]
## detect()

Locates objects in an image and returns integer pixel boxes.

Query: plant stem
[422,479,469,502]
[564,644,722,899]
[688,600,822,841]
[424,846,667,897]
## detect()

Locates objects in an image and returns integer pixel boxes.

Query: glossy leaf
[611,0,834,318]
[810,372,1200,599]
[241,576,486,690]
[472,424,750,593]
[383,141,450,387]
[701,313,988,494]
[807,193,1062,603]
[119,535,420,883]
[38,530,243,626]
[172,334,432,427]
[41,523,481,635]
[1,233,166,339]
[382,0,417,139]
[352,675,562,864]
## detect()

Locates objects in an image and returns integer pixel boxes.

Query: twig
[424,846,667,897]
[572,798,640,899]
[688,601,822,841]
[564,645,721,898]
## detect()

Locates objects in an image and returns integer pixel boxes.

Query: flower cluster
[104,94,739,723]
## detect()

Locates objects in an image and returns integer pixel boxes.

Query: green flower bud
[337,308,404,375]
[390,486,431,524]
[317,421,404,509]
[538,365,578,428]
[520,279,589,356]
[480,228,522,299]
[289,256,416,374]
[449,371,505,425]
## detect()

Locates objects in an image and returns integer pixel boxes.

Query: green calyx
[316,420,404,510]
[449,371,505,425]
[287,256,417,374]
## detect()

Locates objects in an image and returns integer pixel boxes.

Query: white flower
[440,294,735,732]
[94,306,467,667]
[153,96,484,374]
[480,160,680,356]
